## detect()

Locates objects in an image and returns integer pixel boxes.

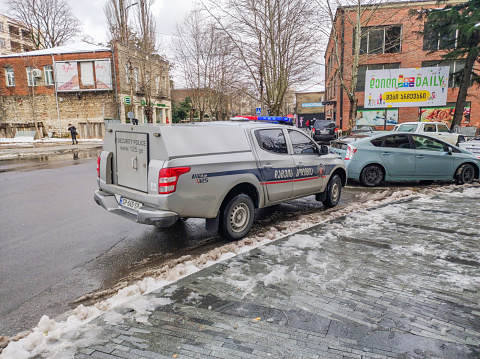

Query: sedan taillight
[345,145,357,160]
[158,167,191,194]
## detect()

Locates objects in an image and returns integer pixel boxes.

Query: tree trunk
[450,49,477,131]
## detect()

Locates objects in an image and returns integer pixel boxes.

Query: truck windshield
[397,124,418,132]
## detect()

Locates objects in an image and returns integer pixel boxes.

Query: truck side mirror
[320,145,329,155]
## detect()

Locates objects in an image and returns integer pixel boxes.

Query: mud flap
[206,214,220,232]
[315,191,327,202]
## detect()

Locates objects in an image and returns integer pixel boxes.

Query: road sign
[127,111,134,119]
[256,107,261,115]
[124,96,131,105]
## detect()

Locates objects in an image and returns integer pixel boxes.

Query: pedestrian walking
[306,120,311,131]
[68,124,78,144]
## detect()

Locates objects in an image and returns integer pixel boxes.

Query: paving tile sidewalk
[75,187,480,359]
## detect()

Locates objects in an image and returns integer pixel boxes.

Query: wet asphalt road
[0,152,376,337]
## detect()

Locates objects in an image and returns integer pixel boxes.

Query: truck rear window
[255,129,288,154]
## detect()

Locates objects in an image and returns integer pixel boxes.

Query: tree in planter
[414,0,480,130]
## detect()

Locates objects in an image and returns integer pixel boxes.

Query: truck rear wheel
[219,194,254,241]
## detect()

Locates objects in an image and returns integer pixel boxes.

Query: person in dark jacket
[68,124,78,144]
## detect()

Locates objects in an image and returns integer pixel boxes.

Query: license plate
[320,130,329,134]
[120,197,142,210]
[469,148,480,153]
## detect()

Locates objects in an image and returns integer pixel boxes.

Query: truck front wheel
[322,174,342,208]
[219,194,254,241]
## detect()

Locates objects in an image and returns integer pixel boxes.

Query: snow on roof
[0,42,111,58]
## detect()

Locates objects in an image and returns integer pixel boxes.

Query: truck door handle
[132,157,137,169]
[263,164,273,170]
[417,155,426,159]
[295,162,304,168]
[381,152,391,156]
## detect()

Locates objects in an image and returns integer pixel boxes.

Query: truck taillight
[159,167,191,194]
[97,156,101,178]
[344,145,357,160]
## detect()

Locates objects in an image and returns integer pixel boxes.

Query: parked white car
[458,137,480,158]
[394,121,465,146]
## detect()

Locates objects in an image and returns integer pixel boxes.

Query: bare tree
[8,0,82,49]
[104,0,136,44]
[173,10,240,121]
[134,0,160,123]
[201,0,319,116]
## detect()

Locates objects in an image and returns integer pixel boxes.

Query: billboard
[55,62,79,91]
[356,108,398,126]
[364,67,449,108]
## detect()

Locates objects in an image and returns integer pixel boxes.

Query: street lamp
[123,2,138,44]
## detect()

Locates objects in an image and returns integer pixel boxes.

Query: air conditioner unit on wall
[32,69,42,78]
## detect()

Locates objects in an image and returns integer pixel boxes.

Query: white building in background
[0,14,36,55]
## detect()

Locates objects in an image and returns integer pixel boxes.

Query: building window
[155,75,159,94]
[44,65,54,85]
[356,63,401,92]
[134,67,139,91]
[0,38,4,48]
[423,24,456,51]
[0,22,4,32]
[422,60,466,88]
[26,66,37,86]
[5,67,15,86]
[355,25,402,55]
[125,64,130,84]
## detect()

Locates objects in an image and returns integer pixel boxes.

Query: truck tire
[360,164,383,187]
[455,163,475,185]
[322,174,342,208]
[219,194,254,241]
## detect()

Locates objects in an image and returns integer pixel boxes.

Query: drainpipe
[340,8,345,130]
[52,54,62,137]
[111,45,120,121]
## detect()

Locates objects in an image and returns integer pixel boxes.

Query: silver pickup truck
[94,122,347,240]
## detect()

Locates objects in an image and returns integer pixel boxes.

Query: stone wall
[0,91,117,138]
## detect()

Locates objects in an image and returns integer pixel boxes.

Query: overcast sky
[70,0,197,45]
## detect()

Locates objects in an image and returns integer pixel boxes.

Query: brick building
[324,0,480,132]
[295,90,325,128]
[0,41,171,138]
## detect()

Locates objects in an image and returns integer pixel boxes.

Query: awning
[322,100,337,106]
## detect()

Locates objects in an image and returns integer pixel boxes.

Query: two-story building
[0,41,171,138]
[324,0,480,132]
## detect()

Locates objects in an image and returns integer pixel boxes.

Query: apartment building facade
[324,0,480,132]
[0,14,36,55]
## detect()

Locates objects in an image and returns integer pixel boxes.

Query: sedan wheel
[455,163,475,185]
[360,164,383,187]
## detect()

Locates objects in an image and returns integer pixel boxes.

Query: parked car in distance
[351,125,376,134]
[395,121,465,146]
[344,132,480,187]
[458,137,480,158]
[311,120,337,143]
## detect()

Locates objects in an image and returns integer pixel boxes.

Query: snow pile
[1,183,478,358]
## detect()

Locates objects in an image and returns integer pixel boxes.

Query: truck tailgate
[116,131,148,192]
